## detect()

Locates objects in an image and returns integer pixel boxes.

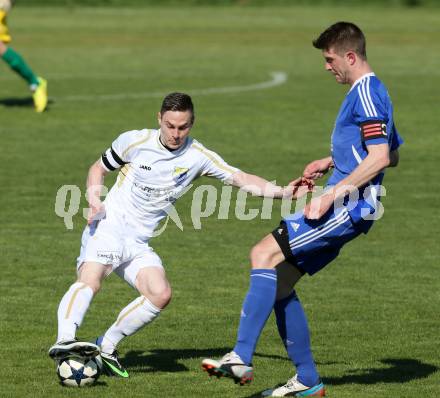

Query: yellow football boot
[33,77,48,113]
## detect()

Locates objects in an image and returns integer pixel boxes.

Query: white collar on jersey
[156,129,191,155]
[349,72,376,93]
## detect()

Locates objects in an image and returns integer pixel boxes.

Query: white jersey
[100,128,239,240]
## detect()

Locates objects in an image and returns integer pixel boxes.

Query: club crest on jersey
[173,167,189,185]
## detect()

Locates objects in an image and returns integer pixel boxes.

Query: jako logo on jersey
[173,167,189,185]
[139,165,152,171]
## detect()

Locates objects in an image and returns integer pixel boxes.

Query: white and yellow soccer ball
[0,0,12,13]
[57,356,102,387]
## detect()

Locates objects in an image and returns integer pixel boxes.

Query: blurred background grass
[15,0,440,7]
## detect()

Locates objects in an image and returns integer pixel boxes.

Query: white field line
[57,71,287,102]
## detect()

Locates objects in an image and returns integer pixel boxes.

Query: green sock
[1,46,39,88]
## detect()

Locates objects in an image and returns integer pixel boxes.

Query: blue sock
[233,269,277,365]
[274,291,319,387]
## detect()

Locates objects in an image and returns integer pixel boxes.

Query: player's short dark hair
[313,22,367,60]
[160,92,195,124]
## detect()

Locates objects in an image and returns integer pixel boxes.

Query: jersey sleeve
[390,124,404,151]
[100,129,147,172]
[353,78,389,146]
[192,142,240,183]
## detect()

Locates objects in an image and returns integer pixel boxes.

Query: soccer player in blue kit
[202,22,403,397]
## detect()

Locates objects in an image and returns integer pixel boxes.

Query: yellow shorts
[0,10,11,43]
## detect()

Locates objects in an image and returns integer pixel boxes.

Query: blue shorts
[272,207,363,275]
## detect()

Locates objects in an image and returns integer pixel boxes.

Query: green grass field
[1,4,439,397]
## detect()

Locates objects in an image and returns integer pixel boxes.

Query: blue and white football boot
[202,351,253,385]
[262,374,325,397]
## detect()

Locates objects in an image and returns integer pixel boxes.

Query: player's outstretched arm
[230,171,312,199]
[86,159,109,224]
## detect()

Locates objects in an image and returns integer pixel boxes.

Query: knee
[155,285,172,309]
[139,282,172,310]
[249,243,272,269]
[77,262,109,295]
[77,277,101,295]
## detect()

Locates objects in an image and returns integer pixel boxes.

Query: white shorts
[76,214,163,289]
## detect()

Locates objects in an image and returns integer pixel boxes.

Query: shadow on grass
[254,353,341,366]
[0,96,54,109]
[123,348,342,374]
[325,358,438,385]
[241,358,439,398]
[123,347,232,373]
[123,350,436,390]
[0,96,34,107]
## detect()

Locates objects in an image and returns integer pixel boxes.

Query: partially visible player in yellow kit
[0,0,47,112]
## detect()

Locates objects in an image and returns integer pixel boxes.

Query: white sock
[100,296,160,354]
[56,282,94,342]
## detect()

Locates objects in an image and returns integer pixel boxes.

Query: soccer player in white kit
[48,92,312,377]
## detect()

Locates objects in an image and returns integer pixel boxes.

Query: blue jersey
[326,73,403,231]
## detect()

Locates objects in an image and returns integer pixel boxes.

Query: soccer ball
[57,356,102,387]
